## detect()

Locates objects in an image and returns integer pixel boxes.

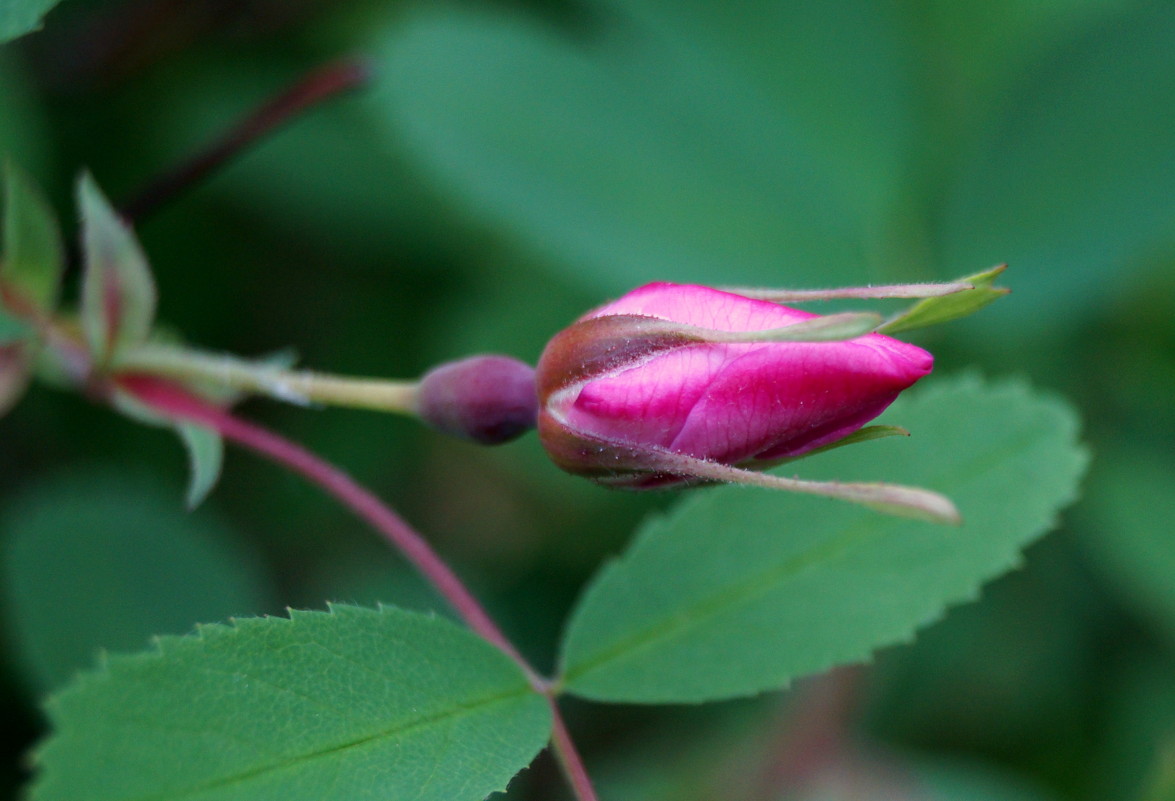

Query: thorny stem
[116,374,600,801]
[116,344,421,413]
[119,57,371,224]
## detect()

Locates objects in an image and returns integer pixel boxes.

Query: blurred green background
[1,0,1174,798]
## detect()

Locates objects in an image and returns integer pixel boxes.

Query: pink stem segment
[549,700,600,801]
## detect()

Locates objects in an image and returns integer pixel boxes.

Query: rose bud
[534,282,954,520]
[416,354,539,445]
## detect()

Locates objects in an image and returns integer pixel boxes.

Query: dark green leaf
[372,0,918,292]
[0,470,273,694]
[559,376,1087,702]
[0,0,65,44]
[78,173,157,364]
[939,3,1175,328]
[30,605,552,801]
[1078,445,1175,644]
[2,160,63,313]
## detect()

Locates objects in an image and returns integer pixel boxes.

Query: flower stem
[116,374,602,801]
[116,344,420,413]
[549,700,600,801]
[119,57,371,224]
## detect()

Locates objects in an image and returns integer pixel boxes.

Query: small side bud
[416,355,538,445]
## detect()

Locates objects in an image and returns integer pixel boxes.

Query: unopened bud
[416,355,538,445]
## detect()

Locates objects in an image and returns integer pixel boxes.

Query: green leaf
[0,0,64,44]
[30,605,552,801]
[879,265,1009,335]
[1077,445,1175,645]
[177,422,223,509]
[0,470,274,695]
[371,0,918,292]
[2,160,63,313]
[939,3,1175,328]
[78,172,157,365]
[558,375,1087,702]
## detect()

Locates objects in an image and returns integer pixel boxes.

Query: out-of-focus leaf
[559,376,1087,702]
[177,422,222,509]
[78,173,157,364]
[0,339,29,414]
[1079,444,1175,644]
[0,304,30,342]
[372,0,919,293]
[29,605,552,801]
[0,0,64,44]
[2,160,63,314]
[939,3,1175,329]
[0,470,273,694]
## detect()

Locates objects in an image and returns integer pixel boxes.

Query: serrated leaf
[371,0,917,292]
[879,265,1009,335]
[0,0,64,44]
[2,160,63,313]
[0,470,274,695]
[30,605,552,801]
[78,172,157,365]
[177,422,223,509]
[558,375,1087,702]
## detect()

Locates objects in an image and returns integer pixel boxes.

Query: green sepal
[77,173,157,366]
[176,422,224,509]
[2,160,64,316]
[109,385,225,508]
[879,265,1009,335]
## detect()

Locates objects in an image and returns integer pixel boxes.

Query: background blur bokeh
[1,0,1174,798]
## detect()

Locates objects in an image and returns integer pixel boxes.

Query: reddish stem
[117,374,534,680]
[549,700,600,801]
[116,374,601,800]
[119,57,371,224]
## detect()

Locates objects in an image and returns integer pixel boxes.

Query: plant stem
[119,57,371,224]
[116,374,602,801]
[116,344,420,413]
[549,700,600,801]
[117,374,529,680]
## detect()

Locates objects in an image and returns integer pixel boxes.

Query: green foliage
[939,2,1175,326]
[2,161,63,315]
[78,173,157,366]
[30,605,552,801]
[0,470,274,694]
[372,1,904,292]
[559,376,1087,702]
[1079,446,1175,644]
[0,0,63,44]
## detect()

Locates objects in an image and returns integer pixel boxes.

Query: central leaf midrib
[561,427,1042,684]
[123,686,532,801]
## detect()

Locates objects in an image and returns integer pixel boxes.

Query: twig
[119,57,371,224]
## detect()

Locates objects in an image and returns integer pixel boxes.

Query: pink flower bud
[536,282,933,488]
[416,355,538,445]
